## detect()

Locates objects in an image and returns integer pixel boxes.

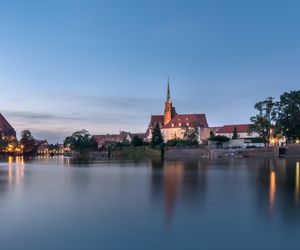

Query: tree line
[250,90,300,144]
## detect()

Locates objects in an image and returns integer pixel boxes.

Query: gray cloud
[5,111,84,121]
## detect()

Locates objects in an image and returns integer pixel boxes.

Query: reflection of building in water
[0,156,25,194]
[269,171,276,209]
[295,161,300,203]
[256,158,300,224]
[163,161,183,223]
[8,156,25,188]
[150,159,208,226]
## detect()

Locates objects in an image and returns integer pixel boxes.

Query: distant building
[0,113,16,141]
[93,131,132,148]
[35,140,49,154]
[145,81,210,143]
[211,124,258,139]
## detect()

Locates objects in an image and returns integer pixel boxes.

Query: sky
[0,0,300,143]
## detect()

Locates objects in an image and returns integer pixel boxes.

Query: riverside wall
[165,145,300,159]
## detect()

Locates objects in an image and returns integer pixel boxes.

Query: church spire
[167,77,171,103]
[164,78,173,125]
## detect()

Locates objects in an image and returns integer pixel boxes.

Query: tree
[183,126,199,144]
[250,97,276,146]
[64,130,98,155]
[20,130,36,154]
[151,123,164,148]
[0,139,9,152]
[276,91,300,143]
[131,135,143,147]
[232,126,238,139]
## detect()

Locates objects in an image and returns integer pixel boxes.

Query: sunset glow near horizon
[1,0,300,143]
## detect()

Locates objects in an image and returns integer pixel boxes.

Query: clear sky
[1,0,300,143]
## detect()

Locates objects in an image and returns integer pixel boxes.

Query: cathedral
[145,81,210,143]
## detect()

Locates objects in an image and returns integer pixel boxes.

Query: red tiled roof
[93,132,130,145]
[150,115,164,125]
[214,124,251,134]
[0,113,15,131]
[163,114,208,129]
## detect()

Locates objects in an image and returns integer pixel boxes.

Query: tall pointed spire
[164,77,173,125]
[167,77,171,103]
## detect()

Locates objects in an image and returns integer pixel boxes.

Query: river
[0,156,300,249]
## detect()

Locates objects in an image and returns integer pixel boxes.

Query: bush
[131,136,143,147]
[167,139,198,147]
[209,135,230,142]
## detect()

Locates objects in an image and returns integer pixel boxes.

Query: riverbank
[165,144,300,159]
[31,144,300,162]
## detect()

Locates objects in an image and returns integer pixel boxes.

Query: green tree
[131,135,143,147]
[64,129,98,155]
[232,126,238,139]
[250,97,276,146]
[183,126,199,144]
[20,130,37,154]
[151,123,164,148]
[277,91,300,142]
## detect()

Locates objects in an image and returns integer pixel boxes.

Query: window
[186,123,189,126]
[171,123,174,127]
[179,123,181,127]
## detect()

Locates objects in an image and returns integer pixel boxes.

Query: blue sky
[1,0,300,143]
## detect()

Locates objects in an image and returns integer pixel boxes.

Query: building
[0,113,16,141]
[35,140,49,155]
[145,81,210,143]
[211,124,260,148]
[93,131,132,148]
[211,124,286,147]
[211,124,258,139]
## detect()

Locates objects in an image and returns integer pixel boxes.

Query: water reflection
[150,157,300,228]
[296,162,300,203]
[0,156,25,194]
[150,158,208,226]
[269,171,276,210]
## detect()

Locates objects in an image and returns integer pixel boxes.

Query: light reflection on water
[0,156,300,249]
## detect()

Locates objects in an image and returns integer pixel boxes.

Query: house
[0,113,16,141]
[145,82,211,143]
[211,124,258,139]
[93,131,132,148]
[211,124,264,148]
[35,140,49,154]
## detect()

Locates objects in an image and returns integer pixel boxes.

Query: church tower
[164,80,173,125]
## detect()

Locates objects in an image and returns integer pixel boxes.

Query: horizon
[1,0,300,143]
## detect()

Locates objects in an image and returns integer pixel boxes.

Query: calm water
[1,156,300,250]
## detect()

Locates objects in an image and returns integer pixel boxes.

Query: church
[145,82,210,143]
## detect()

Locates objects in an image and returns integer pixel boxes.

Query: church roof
[0,113,15,131]
[150,115,164,125]
[163,114,208,129]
